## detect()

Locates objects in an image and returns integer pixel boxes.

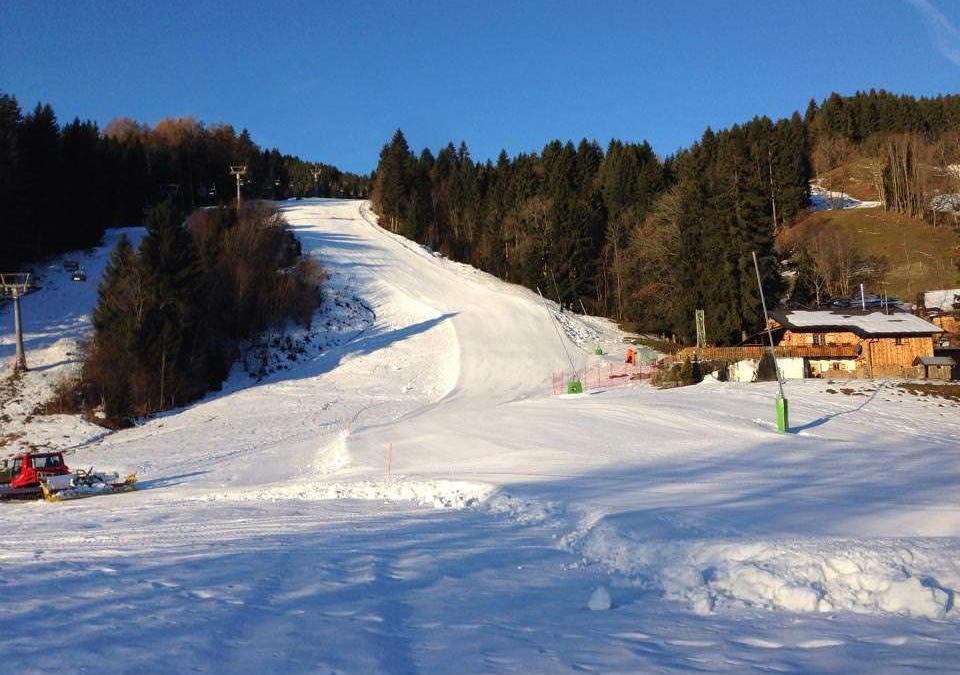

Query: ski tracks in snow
[5,200,960,671]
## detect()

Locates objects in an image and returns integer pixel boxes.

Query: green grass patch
[779,207,959,302]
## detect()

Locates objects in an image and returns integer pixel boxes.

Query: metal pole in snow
[752,251,788,431]
[537,286,578,382]
[860,283,867,312]
[549,270,563,310]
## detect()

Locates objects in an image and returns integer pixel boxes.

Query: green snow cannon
[567,380,584,394]
[594,347,603,355]
[776,396,789,433]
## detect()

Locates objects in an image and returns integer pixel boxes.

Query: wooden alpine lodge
[677,308,954,381]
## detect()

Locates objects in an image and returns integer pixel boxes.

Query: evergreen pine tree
[0,93,23,268]
[17,103,61,258]
[87,234,140,420]
[138,201,203,410]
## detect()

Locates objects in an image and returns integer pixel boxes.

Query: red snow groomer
[0,451,136,502]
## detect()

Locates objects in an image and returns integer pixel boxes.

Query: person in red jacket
[625,348,635,365]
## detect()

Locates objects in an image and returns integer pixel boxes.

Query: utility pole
[229,164,247,206]
[1,273,32,373]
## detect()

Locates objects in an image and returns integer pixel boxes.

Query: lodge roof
[916,355,956,367]
[772,309,942,337]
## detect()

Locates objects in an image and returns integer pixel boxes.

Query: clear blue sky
[2,0,959,174]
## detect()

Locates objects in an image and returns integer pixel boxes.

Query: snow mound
[482,491,559,524]
[575,522,959,619]
[588,585,613,611]
[201,475,562,524]
[319,479,493,509]
[201,478,497,510]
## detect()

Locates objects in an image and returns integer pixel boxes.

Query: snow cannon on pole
[752,251,789,433]
[537,287,582,394]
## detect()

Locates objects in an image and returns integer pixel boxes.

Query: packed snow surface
[2,199,960,672]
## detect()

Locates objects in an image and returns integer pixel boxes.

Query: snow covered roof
[773,309,942,336]
[922,289,960,314]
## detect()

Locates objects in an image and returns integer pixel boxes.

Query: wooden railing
[675,344,859,362]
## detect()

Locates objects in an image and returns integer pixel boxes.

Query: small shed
[914,355,956,381]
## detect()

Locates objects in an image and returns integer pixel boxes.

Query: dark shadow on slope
[0,309,95,362]
[789,383,884,433]
[481,415,960,542]
[203,312,458,403]
[26,358,78,373]
[137,471,211,490]
[4,490,954,673]
[291,230,378,255]
[0,502,697,673]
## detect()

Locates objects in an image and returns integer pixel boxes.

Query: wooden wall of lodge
[933,315,958,334]
[778,329,934,369]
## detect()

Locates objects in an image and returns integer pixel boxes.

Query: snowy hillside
[809,180,882,210]
[2,200,960,672]
[0,228,145,453]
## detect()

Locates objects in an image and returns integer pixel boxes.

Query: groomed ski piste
[2,199,960,672]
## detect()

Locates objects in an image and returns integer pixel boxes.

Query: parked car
[71,269,87,282]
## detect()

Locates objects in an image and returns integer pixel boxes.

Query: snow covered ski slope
[2,199,960,672]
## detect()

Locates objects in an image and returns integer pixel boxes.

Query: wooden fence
[675,344,858,362]
[551,362,661,395]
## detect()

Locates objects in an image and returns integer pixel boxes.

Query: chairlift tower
[1,273,33,373]
[229,165,248,205]
[312,166,322,197]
